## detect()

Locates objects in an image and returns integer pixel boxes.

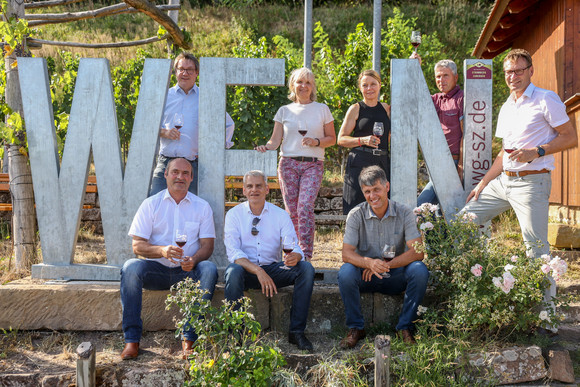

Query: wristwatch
[536,146,545,157]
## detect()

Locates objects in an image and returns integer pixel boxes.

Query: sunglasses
[251,217,261,236]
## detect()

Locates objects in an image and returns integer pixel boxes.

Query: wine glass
[381,243,396,278]
[411,31,421,53]
[280,235,295,270]
[174,229,187,262]
[372,122,384,137]
[173,113,184,130]
[298,122,307,148]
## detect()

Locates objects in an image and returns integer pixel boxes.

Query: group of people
[120,48,577,359]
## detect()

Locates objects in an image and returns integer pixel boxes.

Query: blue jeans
[338,261,429,331]
[417,159,459,206]
[224,261,315,333]
[120,258,217,343]
[149,155,198,196]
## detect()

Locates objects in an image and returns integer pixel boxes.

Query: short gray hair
[358,166,388,188]
[434,59,457,76]
[243,170,267,184]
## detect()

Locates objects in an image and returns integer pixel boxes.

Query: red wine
[504,148,516,153]
[176,241,186,247]
[298,130,307,136]
[411,42,420,48]
[283,248,293,254]
[175,125,182,130]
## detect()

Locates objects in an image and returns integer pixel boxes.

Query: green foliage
[166,278,285,386]
[414,203,568,338]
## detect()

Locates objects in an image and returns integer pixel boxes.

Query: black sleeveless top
[352,101,391,151]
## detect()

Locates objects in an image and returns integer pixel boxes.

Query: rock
[330,197,342,210]
[284,353,321,374]
[460,346,547,385]
[314,197,330,211]
[84,192,97,206]
[41,373,74,386]
[81,208,101,221]
[547,349,575,383]
[318,187,333,198]
[547,223,580,248]
[0,373,39,386]
[120,368,186,387]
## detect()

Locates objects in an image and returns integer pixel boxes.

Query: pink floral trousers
[278,157,324,260]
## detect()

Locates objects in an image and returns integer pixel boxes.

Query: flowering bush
[166,278,285,386]
[413,203,567,337]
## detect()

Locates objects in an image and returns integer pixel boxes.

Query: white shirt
[159,84,235,160]
[496,83,569,171]
[225,201,303,265]
[129,190,216,267]
[274,101,333,160]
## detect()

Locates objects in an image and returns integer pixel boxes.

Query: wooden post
[6,0,37,271]
[76,342,96,387]
[374,335,390,387]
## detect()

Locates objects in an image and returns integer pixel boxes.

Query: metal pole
[303,0,313,69]
[372,0,382,75]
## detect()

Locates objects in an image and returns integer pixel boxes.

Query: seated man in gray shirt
[338,166,429,347]
[224,170,315,351]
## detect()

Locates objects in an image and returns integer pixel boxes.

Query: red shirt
[431,86,463,155]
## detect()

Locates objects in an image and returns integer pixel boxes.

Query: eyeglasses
[176,67,196,74]
[251,217,261,236]
[503,65,531,77]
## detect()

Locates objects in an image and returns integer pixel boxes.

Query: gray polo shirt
[343,200,420,259]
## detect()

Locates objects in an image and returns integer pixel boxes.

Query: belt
[354,147,388,156]
[504,169,549,177]
[160,155,197,162]
[288,156,318,162]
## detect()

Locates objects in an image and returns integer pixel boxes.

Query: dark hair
[173,52,199,72]
[504,48,532,67]
[358,165,388,187]
[166,157,193,175]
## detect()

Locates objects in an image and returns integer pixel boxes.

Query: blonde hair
[504,48,532,67]
[288,67,317,102]
[358,69,381,87]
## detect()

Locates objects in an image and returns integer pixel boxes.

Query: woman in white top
[256,67,336,261]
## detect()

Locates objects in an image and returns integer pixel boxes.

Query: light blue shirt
[159,84,235,160]
[225,201,304,266]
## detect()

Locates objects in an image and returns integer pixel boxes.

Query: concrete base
[0,280,403,335]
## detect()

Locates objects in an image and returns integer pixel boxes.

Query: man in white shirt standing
[150,52,235,196]
[121,158,218,360]
[224,170,315,351]
[463,49,577,325]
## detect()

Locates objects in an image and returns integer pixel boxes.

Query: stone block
[330,197,342,210]
[0,192,10,203]
[547,349,575,383]
[120,368,186,387]
[318,187,333,198]
[373,293,404,327]
[81,208,101,222]
[548,223,580,248]
[314,197,330,211]
[84,192,97,206]
[461,346,546,385]
[549,205,580,225]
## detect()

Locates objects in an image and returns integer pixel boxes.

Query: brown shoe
[340,328,366,349]
[120,342,139,360]
[397,329,416,344]
[182,339,195,359]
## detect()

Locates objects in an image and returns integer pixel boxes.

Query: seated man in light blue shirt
[150,52,235,196]
[224,170,315,351]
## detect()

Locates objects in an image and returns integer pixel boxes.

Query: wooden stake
[374,335,390,387]
[76,342,96,387]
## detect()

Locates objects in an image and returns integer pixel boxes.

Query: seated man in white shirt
[224,170,315,351]
[121,157,218,360]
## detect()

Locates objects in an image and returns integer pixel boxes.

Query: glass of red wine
[372,122,384,137]
[280,235,295,270]
[381,243,396,278]
[411,31,421,53]
[298,122,307,147]
[173,113,184,130]
[174,229,187,262]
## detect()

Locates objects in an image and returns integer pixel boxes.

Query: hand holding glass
[280,236,295,270]
[174,229,187,262]
[381,244,396,278]
[173,113,184,130]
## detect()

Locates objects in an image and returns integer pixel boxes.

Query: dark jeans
[120,258,217,342]
[338,261,429,331]
[224,261,315,333]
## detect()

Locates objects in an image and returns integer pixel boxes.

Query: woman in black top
[337,69,391,215]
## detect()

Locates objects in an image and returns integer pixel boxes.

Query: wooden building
[473,0,579,214]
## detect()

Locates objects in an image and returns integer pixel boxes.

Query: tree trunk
[5,0,37,271]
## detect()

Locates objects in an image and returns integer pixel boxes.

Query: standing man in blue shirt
[150,52,235,195]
